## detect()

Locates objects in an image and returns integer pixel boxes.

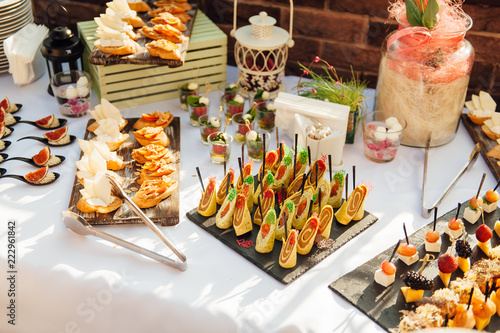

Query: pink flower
[311,89,317,94]
[303,70,309,75]
[298,84,303,89]
[328,66,334,70]
[314,56,320,63]
[340,94,344,99]
[335,81,340,85]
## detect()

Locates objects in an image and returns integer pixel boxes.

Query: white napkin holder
[274,92,350,167]
[4,24,48,86]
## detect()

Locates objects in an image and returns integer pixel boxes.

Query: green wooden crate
[77,11,227,108]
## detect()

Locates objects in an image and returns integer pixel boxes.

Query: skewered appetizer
[318,204,334,239]
[215,187,236,229]
[327,170,345,209]
[253,189,274,226]
[236,161,253,193]
[258,151,278,182]
[397,242,419,266]
[254,170,274,204]
[286,173,305,198]
[275,199,295,241]
[272,154,293,190]
[255,208,277,253]
[240,175,254,211]
[197,176,217,217]
[293,147,309,180]
[233,192,253,236]
[425,228,441,252]
[495,219,500,238]
[482,187,499,213]
[472,285,496,330]
[335,184,367,225]
[297,214,319,255]
[456,238,473,273]
[292,187,314,230]
[215,168,235,205]
[401,270,434,303]
[279,229,298,268]
[464,196,483,224]
[449,302,476,329]
[305,158,326,188]
[374,260,397,287]
[438,252,458,287]
[445,216,464,240]
[476,224,493,256]
[311,179,329,215]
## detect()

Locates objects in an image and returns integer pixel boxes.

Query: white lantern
[230,0,294,98]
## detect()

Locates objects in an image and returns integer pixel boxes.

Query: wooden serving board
[88,1,197,67]
[67,117,180,226]
[461,113,500,181]
[186,200,378,285]
[329,202,500,332]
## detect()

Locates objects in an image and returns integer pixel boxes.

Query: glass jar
[375,13,474,147]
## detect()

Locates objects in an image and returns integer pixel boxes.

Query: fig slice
[43,126,68,141]
[24,166,49,183]
[35,114,54,127]
[32,146,51,166]
[0,98,9,112]
[0,107,5,123]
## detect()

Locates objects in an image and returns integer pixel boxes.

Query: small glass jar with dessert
[246,129,270,162]
[199,115,221,145]
[232,112,255,143]
[251,89,270,110]
[223,94,245,120]
[187,95,209,126]
[207,132,233,165]
[178,82,199,111]
[256,102,276,131]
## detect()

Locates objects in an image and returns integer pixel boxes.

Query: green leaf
[422,0,439,30]
[405,0,423,27]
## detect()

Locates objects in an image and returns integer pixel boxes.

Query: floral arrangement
[404,0,439,30]
[296,56,367,112]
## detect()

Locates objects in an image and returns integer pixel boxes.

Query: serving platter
[187,199,378,284]
[88,1,197,67]
[329,201,500,332]
[67,117,180,226]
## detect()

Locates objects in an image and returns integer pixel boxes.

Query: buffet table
[0,66,495,333]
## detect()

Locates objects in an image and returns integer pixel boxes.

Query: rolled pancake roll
[216,168,235,205]
[198,177,217,217]
[253,188,274,226]
[216,187,237,229]
[233,193,253,236]
[276,199,295,242]
[255,208,276,253]
[279,229,298,268]
[297,215,319,255]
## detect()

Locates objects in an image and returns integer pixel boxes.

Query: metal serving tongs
[421,137,481,218]
[105,174,187,268]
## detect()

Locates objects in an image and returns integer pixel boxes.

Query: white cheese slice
[93,171,112,205]
[88,149,107,174]
[483,201,497,213]
[463,207,481,224]
[100,98,124,124]
[399,253,419,266]
[480,90,497,112]
[425,238,442,252]
[465,100,475,111]
[444,225,463,240]
[78,139,92,155]
[472,94,482,110]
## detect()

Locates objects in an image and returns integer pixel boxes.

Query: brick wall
[199,0,500,102]
[32,0,500,102]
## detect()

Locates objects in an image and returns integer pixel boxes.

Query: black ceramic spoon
[4,155,65,167]
[17,135,76,147]
[0,153,7,163]
[1,126,14,139]
[0,167,60,186]
[17,118,67,130]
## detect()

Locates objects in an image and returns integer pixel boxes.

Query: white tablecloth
[0,66,494,333]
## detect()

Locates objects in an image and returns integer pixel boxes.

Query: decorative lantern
[230,0,294,98]
[41,2,84,95]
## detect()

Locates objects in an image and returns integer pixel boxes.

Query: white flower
[267,103,276,111]
[210,117,220,127]
[199,96,210,106]
[188,82,198,90]
[385,116,400,129]
[234,95,244,105]
[65,85,78,99]
[262,91,270,100]
[374,126,387,141]
[247,130,257,141]
[387,128,400,142]
[77,76,88,87]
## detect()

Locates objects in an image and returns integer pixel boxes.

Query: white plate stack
[0,0,34,73]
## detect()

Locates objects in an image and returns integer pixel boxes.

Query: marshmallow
[187,82,198,90]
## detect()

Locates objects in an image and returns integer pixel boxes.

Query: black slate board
[461,113,500,182]
[187,203,378,284]
[88,1,197,67]
[330,202,500,332]
[67,117,180,226]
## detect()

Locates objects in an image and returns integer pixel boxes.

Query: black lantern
[41,3,84,95]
